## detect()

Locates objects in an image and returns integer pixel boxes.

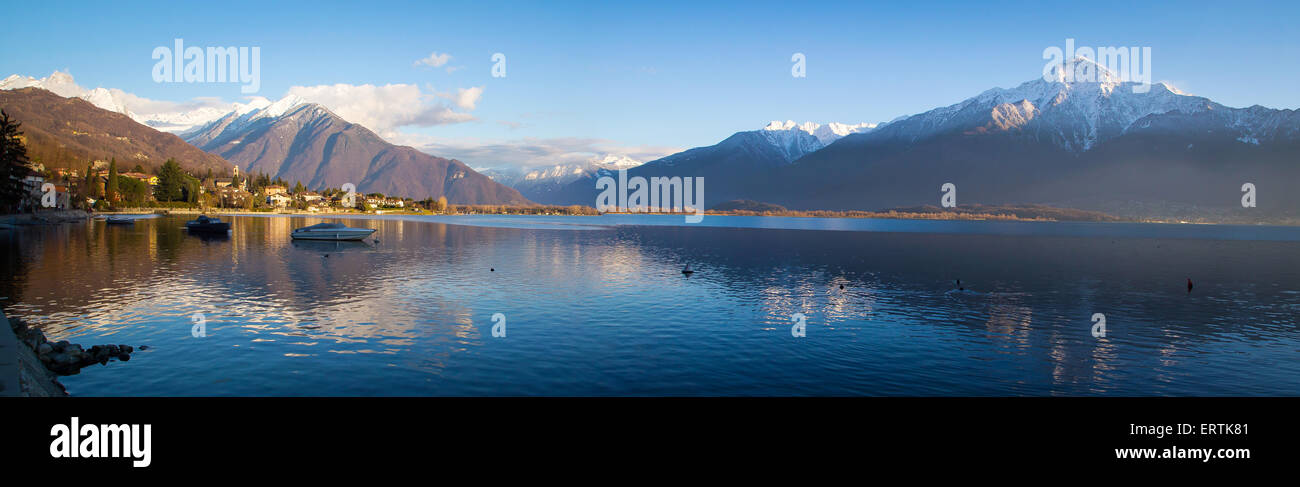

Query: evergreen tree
[154,159,187,202]
[0,110,32,212]
[106,158,119,202]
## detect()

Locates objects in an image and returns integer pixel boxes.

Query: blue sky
[2,0,1297,168]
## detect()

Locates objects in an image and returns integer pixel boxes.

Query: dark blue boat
[185,215,230,233]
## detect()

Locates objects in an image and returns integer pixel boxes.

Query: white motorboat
[291,222,376,241]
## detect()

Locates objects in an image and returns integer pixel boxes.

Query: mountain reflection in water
[1,215,1297,396]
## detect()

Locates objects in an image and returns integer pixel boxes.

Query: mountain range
[180,96,529,204]
[0,87,232,174]
[5,57,1298,222]
[517,119,879,206]
[479,154,643,203]
[0,72,230,133]
[524,57,1299,223]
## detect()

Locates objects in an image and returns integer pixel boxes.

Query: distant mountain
[482,154,642,202]
[183,96,530,204]
[0,87,234,173]
[2,72,230,133]
[533,58,1300,223]
[710,199,788,212]
[530,120,877,206]
[765,57,1300,222]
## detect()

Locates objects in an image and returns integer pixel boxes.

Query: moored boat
[106,215,134,225]
[185,215,230,233]
[291,222,376,241]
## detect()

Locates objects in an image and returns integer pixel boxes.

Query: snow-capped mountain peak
[257,94,307,119]
[234,97,273,116]
[762,119,879,145]
[592,153,642,169]
[877,56,1215,152]
[1,71,244,133]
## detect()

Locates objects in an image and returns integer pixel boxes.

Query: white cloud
[450,86,483,110]
[414,51,452,68]
[287,83,476,135]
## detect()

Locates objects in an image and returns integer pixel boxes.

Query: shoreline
[88,208,1294,227]
[0,207,1290,228]
[0,309,67,397]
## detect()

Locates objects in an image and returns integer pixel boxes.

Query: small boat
[291,222,376,241]
[105,216,134,225]
[185,215,230,233]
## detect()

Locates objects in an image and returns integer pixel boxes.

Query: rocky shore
[4,313,141,397]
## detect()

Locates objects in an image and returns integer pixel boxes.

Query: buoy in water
[1187,278,1193,293]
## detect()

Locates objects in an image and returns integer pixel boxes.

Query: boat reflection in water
[291,239,372,253]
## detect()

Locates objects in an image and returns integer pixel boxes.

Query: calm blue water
[2,214,1298,396]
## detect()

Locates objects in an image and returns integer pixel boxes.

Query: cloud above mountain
[286,82,477,137]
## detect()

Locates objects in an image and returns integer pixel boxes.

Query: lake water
[2,214,1298,396]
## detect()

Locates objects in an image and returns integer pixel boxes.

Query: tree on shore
[0,110,32,212]
[87,169,103,199]
[154,158,199,203]
[106,158,119,202]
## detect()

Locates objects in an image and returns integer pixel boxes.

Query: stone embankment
[2,311,142,397]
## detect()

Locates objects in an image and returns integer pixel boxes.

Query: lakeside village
[9,157,462,214]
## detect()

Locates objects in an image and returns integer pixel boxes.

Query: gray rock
[36,343,53,356]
